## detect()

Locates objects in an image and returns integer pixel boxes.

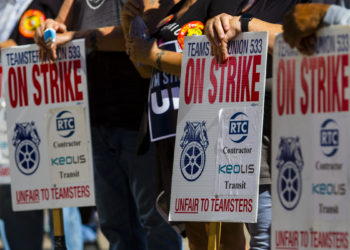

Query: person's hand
[205,13,240,63]
[283,3,330,55]
[126,37,158,66]
[34,18,68,61]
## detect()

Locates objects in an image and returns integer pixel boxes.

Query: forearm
[0,39,17,49]
[55,0,74,26]
[151,49,182,77]
[248,18,282,54]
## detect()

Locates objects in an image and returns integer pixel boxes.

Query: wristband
[240,13,253,32]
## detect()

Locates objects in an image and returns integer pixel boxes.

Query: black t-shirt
[10,0,63,45]
[71,0,149,129]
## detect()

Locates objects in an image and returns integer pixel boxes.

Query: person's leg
[0,218,10,250]
[92,126,145,250]
[0,185,43,250]
[246,185,271,250]
[121,129,182,250]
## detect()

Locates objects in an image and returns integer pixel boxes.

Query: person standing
[34,0,182,249]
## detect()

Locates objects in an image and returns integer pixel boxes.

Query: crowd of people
[1,0,350,249]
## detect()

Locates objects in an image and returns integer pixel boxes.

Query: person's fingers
[220,14,231,33]
[54,22,67,33]
[34,23,47,47]
[219,42,228,63]
[205,19,219,46]
[213,17,225,41]
[210,44,215,57]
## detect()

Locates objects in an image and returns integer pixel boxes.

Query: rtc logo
[320,119,338,157]
[56,110,75,138]
[12,122,41,175]
[179,121,209,181]
[276,137,303,211]
[229,112,249,143]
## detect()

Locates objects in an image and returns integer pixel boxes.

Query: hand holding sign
[283,3,331,55]
[34,18,68,61]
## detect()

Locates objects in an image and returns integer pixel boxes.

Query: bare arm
[55,0,74,26]
[248,18,282,54]
[127,37,182,77]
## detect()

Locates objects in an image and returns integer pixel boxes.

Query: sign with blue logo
[229,112,249,143]
[0,66,10,184]
[272,28,350,250]
[2,40,95,211]
[320,119,339,157]
[56,110,75,138]
[179,121,209,181]
[170,33,268,223]
[12,122,41,176]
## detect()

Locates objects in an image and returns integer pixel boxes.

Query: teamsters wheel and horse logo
[180,121,209,182]
[276,137,304,211]
[12,122,41,175]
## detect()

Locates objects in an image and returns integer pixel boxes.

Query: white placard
[1,40,95,211]
[0,64,10,184]
[169,33,268,222]
[272,26,350,250]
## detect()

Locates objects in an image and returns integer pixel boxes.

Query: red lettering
[208,58,218,104]
[341,54,349,111]
[8,67,18,108]
[194,58,205,103]
[318,56,326,113]
[184,58,194,104]
[286,59,295,114]
[241,56,252,102]
[64,61,75,101]
[73,60,83,101]
[277,59,285,115]
[50,63,60,103]
[219,61,227,103]
[251,55,261,102]
[226,57,236,102]
[32,64,42,105]
[300,58,309,115]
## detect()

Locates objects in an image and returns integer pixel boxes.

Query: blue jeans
[49,207,84,250]
[92,126,182,250]
[246,185,271,250]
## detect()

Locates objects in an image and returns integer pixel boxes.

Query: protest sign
[272,26,350,249]
[169,33,268,222]
[1,40,95,211]
[0,62,10,184]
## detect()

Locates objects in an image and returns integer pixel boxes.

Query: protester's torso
[71,0,149,129]
[10,0,63,45]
